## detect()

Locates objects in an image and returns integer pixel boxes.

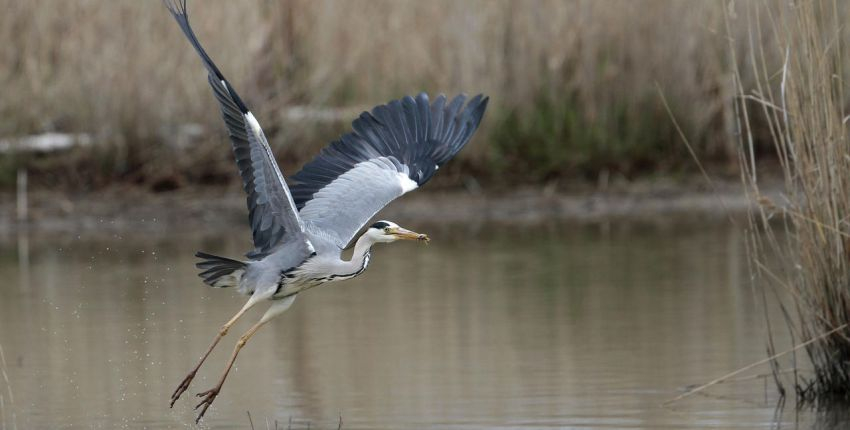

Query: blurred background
[0,0,762,193]
[5,1,850,429]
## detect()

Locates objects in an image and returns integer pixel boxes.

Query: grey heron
[163,0,488,423]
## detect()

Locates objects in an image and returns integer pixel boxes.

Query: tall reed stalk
[732,0,850,400]
[0,342,15,430]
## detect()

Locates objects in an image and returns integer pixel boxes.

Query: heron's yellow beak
[390,227,430,243]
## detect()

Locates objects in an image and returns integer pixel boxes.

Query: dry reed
[0,0,757,189]
[0,342,15,430]
[732,0,850,401]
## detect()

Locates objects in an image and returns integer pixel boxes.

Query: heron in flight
[163,0,488,423]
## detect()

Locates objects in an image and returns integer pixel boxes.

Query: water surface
[0,221,841,428]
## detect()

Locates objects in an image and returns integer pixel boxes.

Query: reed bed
[1,0,754,189]
[732,0,850,401]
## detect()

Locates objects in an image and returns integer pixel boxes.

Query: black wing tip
[469,93,488,107]
[165,0,251,115]
[428,92,488,117]
[469,94,489,124]
[372,92,488,117]
[163,0,187,20]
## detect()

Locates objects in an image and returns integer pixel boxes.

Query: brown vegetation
[0,1,766,190]
[734,0,850,401]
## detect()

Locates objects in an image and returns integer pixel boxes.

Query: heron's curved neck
[338,234,375,276]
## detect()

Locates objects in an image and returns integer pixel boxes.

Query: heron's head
[366,221,429,244]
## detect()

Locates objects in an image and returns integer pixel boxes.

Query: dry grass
[0,342,15,430]
[0,1,761,189]
[732,0,850,401]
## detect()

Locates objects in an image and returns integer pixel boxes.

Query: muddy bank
[0,178,782,237]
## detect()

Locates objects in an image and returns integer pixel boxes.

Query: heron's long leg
[194,295,296,423]
[170,295,261,407]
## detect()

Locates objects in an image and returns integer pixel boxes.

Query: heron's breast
[272,252,371,299]
[272,271,319,298]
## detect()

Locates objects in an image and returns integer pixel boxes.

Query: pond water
[0,220,845,429]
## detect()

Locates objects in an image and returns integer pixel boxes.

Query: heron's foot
[169,369,197,408]
[194,387,220,423]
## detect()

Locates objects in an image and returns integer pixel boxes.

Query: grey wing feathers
[298,157,414,249]
[291,93,488,248]
[164,0,307,259]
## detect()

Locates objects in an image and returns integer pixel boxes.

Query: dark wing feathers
[165,0,307,259]
[291,93,487,250]
[166,1,487,255]
[290,93,489,210]
[164,0,249,114]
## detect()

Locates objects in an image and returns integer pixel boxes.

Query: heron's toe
[193,387,220,423]
[169,370,197,407]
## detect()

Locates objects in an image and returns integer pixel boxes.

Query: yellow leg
[170,296,260,407]
[193,295,296,423]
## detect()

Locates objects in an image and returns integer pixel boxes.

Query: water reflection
[0,221,844,429]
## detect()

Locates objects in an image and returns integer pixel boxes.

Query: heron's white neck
[336,233,376,277]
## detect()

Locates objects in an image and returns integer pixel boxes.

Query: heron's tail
[195,252,246,288]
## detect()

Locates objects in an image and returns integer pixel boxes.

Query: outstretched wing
[291,93,488,249]
[165,0,307,259]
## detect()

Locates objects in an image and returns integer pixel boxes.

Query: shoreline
[0,178,781,236]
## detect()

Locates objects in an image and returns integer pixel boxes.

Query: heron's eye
[384,227,391,233]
